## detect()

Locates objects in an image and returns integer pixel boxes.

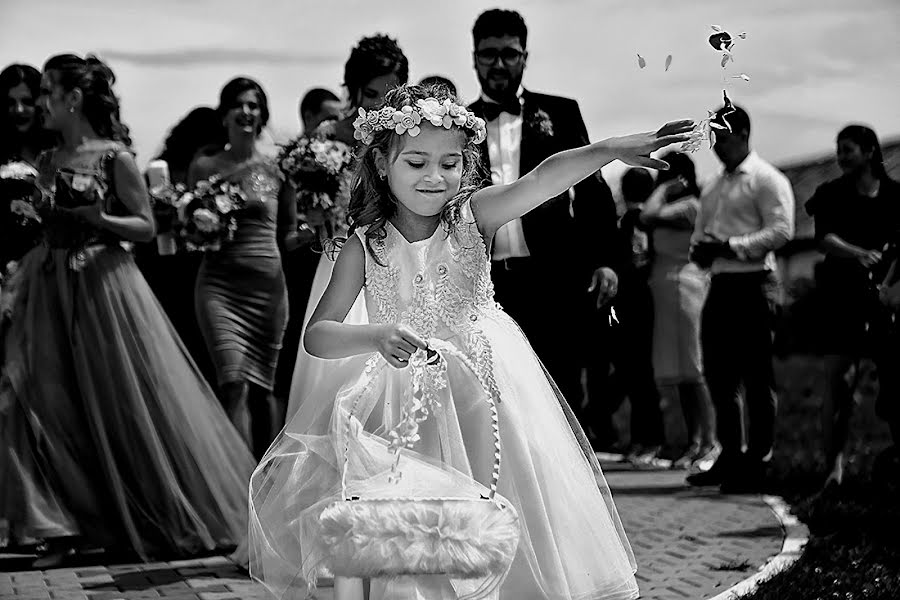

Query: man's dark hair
[300,87,339,118]
[713,104,751,136]
[472,9,528,48]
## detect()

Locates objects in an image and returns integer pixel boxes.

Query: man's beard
[479,70,523,102]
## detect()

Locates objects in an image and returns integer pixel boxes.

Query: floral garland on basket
[277,135,355,247]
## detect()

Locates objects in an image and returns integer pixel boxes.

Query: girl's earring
[68,107,75,113]
[379,172,386,180]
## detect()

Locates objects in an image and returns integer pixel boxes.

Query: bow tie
[482,98,522,121]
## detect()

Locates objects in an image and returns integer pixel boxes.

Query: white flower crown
[352,98,487,145]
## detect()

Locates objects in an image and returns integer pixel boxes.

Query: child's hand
[374,323,430,368]
[608,120,695,170]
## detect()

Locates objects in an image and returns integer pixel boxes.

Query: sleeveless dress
[647,197,709,383]
[195,159,288,391]
[249,201,639,600]
[0,141,255,557]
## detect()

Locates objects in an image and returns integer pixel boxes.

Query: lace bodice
[357,201,503,400]
[358,202,499,334]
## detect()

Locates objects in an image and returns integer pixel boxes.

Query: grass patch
[738,355,900,600]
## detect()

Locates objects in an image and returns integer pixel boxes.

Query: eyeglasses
[475,48,525,66]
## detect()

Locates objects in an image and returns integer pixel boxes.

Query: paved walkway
[0,469,784,600]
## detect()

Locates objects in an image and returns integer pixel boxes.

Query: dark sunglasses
[475,48,525,66]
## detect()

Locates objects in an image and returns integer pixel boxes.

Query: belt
[492,256,533,272]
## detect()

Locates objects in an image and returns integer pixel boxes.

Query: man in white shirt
[687,105,795,492]
[467,9,622,438]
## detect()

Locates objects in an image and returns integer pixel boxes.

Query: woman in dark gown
[189,77,299,460]
[0,54,255,567]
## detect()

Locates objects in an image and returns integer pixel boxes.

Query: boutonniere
[527,108,554,138]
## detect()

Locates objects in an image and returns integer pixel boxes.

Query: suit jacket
[469,90,621,289]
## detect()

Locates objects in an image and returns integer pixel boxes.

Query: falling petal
[731,73,751,82]
[665,54,673,71]
[710,32,734,51]
[721,53,732,68]
[711,24,723,32]
[637,54,647,69]
[738,32,748,39]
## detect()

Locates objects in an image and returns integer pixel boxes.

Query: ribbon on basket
[319,340,520,581]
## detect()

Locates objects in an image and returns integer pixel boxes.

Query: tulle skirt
[286,252,367,421]
[0,243,255,558]
[250,308,638,600]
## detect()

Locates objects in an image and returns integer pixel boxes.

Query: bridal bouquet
[0,161,42,227]
[173,176,248,252]
[277,135,354,239]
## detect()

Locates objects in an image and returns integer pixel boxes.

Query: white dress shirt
[483,89,531,260]
[693,151,795,274]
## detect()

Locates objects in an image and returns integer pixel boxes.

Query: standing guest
[641,152,719,470]
[154,106,225,186]
[1,64,57,266]
[189,77,299,459]
[467,9,621,429]
[283,34,408,420]
[134,106,226,387]
[805,125,900,486]
[603,167,667,466]
[418,74,457,96]
[687,105,794,492]
[297,87,341,136]
[0,64,56,166]
[0,54,255,566]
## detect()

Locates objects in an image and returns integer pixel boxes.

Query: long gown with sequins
[195,159,289,391]
[249,200,639,600]
[0,141,255,558]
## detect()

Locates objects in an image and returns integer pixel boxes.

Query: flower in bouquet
[173,176,248,252]
[277,135,355,238]
[1,160,41,226]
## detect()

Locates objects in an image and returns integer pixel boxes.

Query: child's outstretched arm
[304,235,429,367]
[470,120,694,236]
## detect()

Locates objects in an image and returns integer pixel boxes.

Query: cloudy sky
[3,0,899,187]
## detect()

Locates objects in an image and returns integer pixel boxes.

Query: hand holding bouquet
[174,176,248,252]
[0,161,42,227]
[278,135,354,239]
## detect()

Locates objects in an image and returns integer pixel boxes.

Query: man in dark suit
[468,9,622,438]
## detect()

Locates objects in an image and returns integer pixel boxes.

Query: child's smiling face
[376,123,466,218]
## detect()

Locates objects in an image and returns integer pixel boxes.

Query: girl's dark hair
[837,124,887,179]
[347,83,485,264]
[156,106,226,175]
[217,77,270,134]
[0,63,56,162]
[657,151,701,199]
[343,34,409,109]
[43,54,131,145]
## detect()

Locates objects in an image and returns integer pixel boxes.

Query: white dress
[249,200,638,600]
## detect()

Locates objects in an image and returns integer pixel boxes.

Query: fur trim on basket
[319,497,520,578]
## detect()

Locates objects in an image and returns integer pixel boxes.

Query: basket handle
[340,342,502,502]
